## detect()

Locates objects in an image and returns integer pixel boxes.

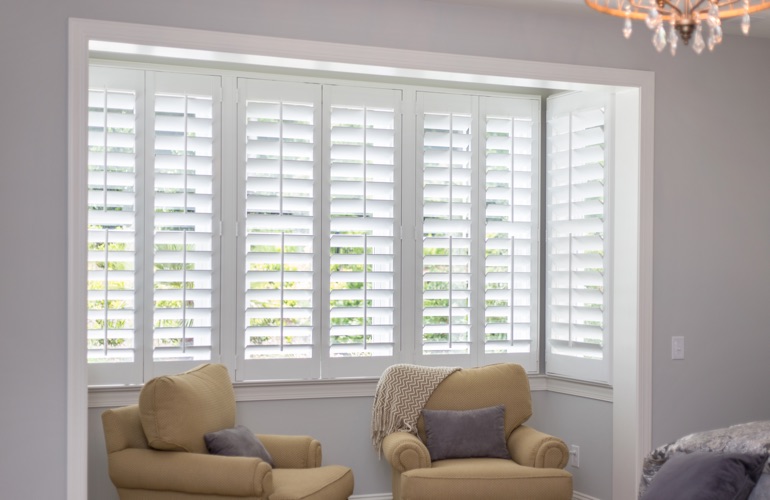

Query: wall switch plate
[570,445,580,468]
[672,336,684,360]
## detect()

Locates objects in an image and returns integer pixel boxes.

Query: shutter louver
[151,74,219,365]
[327,87,399,362]
[420,94,474,356]
[87,68,143,385]
[240,80,320,379]
[482,97,539,367]
[546,92,611,384]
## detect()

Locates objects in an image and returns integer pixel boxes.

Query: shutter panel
[149,72,220,375]
[546,91,611,384]
[418,92,476,362]
[324,86,401,378]
[86,67,144,386]
[238,79,321,380]
[481,96,540,371]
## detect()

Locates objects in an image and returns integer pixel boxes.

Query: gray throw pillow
[204,425,274,467]
[749,474,770,500]
[421,405,511,461]
[641,452,767,500]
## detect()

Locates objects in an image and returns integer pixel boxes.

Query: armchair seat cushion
[270,466,354,500]
[401,458,572,500]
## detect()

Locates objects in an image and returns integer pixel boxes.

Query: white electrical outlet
[672,336,684,360]
[570,445,580,468]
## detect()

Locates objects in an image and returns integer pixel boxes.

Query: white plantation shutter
[148,72,221,376]
[418,92,476,363]
[237,79,321,380]
[546,91,611,384]
[86,67,144,385]
[481,97,540,370]
[324,85,401,378]
[86,63,565,386]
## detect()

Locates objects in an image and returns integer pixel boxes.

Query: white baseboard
[350,492,597,500]
[573,492,601,500]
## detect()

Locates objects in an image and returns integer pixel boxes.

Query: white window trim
[69,18,653,500]
[87,374,611,408]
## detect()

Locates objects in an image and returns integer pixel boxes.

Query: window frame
[68,19,654,500]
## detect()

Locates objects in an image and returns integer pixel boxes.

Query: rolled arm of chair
[382,432,432,472]
[257,434,322,469]
[507,425,569,469]
[108,448,273,497]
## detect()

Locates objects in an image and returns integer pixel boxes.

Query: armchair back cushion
[417,363,532,443]
[139,363,236,453]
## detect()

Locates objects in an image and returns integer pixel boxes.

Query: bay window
[87,61,612,386]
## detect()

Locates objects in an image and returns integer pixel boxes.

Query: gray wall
[3,0,770,498]
[529,392,613,499]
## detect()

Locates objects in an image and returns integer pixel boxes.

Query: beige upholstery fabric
[416,363,532,442]
[382,363,572,500]
[400,458,572,500]
[257,434,322,469]
[139,363,236,453]
[103,405,274,499]
[104,363,354,500]
[271,467,354,500]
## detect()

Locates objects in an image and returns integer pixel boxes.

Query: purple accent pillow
[642,452,767,500]
[421,405,511,461]
[204,425,274,467]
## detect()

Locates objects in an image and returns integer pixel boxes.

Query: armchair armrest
[108,448,273,497]
[257,434,322,468]
[507,425,569,469]
[382,432,432,472]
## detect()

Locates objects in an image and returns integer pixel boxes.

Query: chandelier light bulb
[668,23,678,55]
[623,17,634,38]
[742,13,751,35]
[707,2,721,28]
[713,23,723,43]
[653,24,667,51]
[693,23,706,54]
[623,4,633,38]
[645,8,661,29]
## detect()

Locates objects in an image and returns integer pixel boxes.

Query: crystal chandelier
[585,0,770,55]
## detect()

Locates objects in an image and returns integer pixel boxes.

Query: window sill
[88,375,612,408]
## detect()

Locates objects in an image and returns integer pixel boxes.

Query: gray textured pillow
[749,474,770,500]
[204,425,274,467]
[421,405,511,461]
[641,452,767,500]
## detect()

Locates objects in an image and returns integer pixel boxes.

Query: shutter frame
[545,91,612,385]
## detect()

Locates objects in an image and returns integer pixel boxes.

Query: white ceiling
[425,0,770,38]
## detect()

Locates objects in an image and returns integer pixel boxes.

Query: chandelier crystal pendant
[585,0,770,54]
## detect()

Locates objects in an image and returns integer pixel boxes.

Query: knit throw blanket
[371,364,460,454]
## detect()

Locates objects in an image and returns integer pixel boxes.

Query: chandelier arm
[657,0,685,15]
[629,0,658,11]
[715,0,742,7]
[689,0,709,11]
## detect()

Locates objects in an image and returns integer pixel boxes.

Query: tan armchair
[102,364,354,500]
[381,363,572,500]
